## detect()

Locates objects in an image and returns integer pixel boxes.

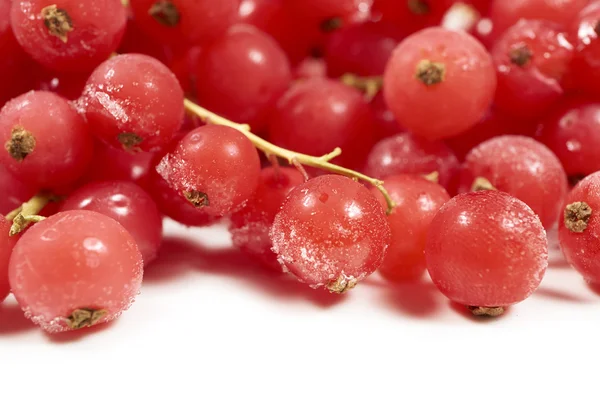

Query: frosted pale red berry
[426,190,548,314]
[8,210,143,333]
[270,175,391,293]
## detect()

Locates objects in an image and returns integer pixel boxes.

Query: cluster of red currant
[1,0,599,333]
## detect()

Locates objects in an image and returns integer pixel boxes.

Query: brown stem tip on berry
[471,176,497,192]
[185,191,210,208]
[149,0,181,27]
[41,5,74,43]
[594,21,600,36]
[320,17,343,32]
[468,306,505,317]
[5,126,36,162]
[564,201,592,233]
[118,132,144,151]
[415,60,446,86]
[408,0,430,15]
[509,45,533,67]
[66,308,108,330]
[327,274,357,294]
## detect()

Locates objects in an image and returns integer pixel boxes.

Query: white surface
[1,219,599,398]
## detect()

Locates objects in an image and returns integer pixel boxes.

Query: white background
[0,219,598,399]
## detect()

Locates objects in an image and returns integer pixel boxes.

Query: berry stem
[6,192,51,236]
[183,99,396,213]
[340,74,383,101]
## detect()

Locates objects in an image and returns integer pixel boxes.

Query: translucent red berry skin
[490,0,588,37]
[324,21,404,78]
[383,27,496,140]
[83,141,154,189]
[426,190,548,308]
[129,0,239,45]
[0,217,18,302]
[491,20,574,119]
[60,181,163,265]
[194,25,291,132]
[537,98,600,179]
[0,91,93,189]
[567,2,600,96]
[269,79,375,169]
[157,125,261,217]
[370,92,403,140]
[10,0,127,72]
[370,174,450,282]
[8,210,143,333]
[270,175,391,290]
[364,133,460,192]
[230,166,305,271]
[559,172,600,283]
[0,165,37,215]
[460,135,568,228]
[0,1,31,106]
[372,0,448,35]
[146,169,220,227]
[80,54,185,153]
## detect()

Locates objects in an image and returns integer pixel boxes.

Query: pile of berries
[1,0,600,333]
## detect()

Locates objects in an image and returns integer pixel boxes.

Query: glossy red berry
[9,210,143,333]
[559,171,600,283]
[157,125,261,217]
[129,0,239,45]
[10,0,127,72]
[230,166,305,271]
[567,2,600,96]
[0,165,37,215]
[460,135,568,228]
[270,175,391,292]
[80,54,185,153]
[365,133,460,192]
[269,79,375,169]
[426,190,548,314]
[537,97,600,180]
[0,91,93,189]
[492,19,574,119]
[370,174,450,282]
[61,181,163,264]
[194,25,291,132]
[383,27,496,140]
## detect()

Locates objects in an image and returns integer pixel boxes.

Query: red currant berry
[0,91,93,189]
[370,174,450,282]
[230,166,305,271]
[491,0,588,37]
[383,27,496,140]
[285,0,372,25]
[460,135,568,228]
[129,0,239,45]
[373,0,449,35]
[567,2,600,96]
[11,0,127,72]
[270,175,391,293]
[370,91,403,140]
[269,79,375,169]
[157,125,261,217]
[80,54,185,153]
[426,190,548,315]
[324,21,404,78]
[61,181,163,265]
[491,19,574,119]
[0,217,18,302]
[537,97,600,180]
[365,133,460,192]
[559,171,600,283]
[9,210,143,333]
[194,25,292,132]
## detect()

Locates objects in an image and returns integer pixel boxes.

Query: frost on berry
[41,5,74,43]
[5,126,36,161]
[270,175,391,292]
